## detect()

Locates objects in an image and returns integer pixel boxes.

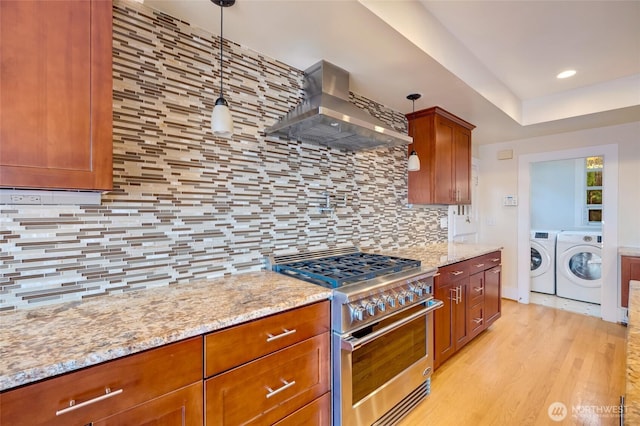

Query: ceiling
[142,0,640,146]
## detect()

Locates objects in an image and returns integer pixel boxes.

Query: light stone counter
[626,280,640,423]
[0,242,501,393]
[0,271,331,392]
[620,246,640,257]
[381,242,503,270]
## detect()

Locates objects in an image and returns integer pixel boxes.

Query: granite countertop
[382,242,503,270]
[0,271,331,392]
[626,280,640,422]
[620,246,640,257]
[0,242,501,393]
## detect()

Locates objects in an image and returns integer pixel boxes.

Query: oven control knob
[410,283,423,297]
[384,294,396,308]
[350,304,365,321]
[374,298,386,312]
[364,301,376,316]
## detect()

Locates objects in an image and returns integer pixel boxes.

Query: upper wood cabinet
[406,107,475,205]
[0,0,113,190]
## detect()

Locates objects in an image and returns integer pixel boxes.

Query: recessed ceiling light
[557,70,577,79]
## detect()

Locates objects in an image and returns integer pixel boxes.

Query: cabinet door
[485,266,502,327]
[621,256,640,308]
[93,382,203,426]
[434,281,455,369]
[453,126,471,204]
[453,279,470,349]
[0,0,112,190]
[433,115,456,204]
[273,393,331,426]
[468,271,484,306]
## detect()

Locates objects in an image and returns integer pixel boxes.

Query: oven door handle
[341,299,444,352]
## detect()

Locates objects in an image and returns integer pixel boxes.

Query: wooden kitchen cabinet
[434,251,502,370]
[621,255,640,308]
[406,107,474,205]
[0,0,113,190]
[434,262,470,369]
[204,301,331,425]
[0,337,203,426]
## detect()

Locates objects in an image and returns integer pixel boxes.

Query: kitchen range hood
[265,60,412,151]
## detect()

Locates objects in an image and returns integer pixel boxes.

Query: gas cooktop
[272,251,421,289]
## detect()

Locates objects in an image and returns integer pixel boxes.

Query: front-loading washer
[556,231,602,304]
[530,230,560,294]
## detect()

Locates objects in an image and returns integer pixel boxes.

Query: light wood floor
[399,300,627,426]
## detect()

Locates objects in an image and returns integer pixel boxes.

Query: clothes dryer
[530,230,560,294]
[556,231,602,304]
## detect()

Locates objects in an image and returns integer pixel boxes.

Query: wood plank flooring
[399,300,627,426]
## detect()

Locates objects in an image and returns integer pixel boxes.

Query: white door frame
[517,144,619,322]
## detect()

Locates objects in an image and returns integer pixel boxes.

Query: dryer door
[558,245,602,287]
[530,241,551,277]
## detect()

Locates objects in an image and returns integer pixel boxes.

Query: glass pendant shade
[408,150,420,171]
[211,96,233,137]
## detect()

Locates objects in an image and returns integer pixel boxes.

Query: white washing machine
[530,230,560,294]
[556,231,602,304]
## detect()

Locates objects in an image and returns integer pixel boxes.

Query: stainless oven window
[350,305,427,404]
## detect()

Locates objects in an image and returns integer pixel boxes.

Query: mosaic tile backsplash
[0,0,447,311]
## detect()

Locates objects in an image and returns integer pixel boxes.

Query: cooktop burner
[273,252,421,288]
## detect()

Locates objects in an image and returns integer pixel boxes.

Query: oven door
[333,298,443,426]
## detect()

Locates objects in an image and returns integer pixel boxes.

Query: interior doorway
[516,144,620,323]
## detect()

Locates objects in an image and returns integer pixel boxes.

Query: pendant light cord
[219,4,224,98]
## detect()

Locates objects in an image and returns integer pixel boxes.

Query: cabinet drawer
[436,262,469,284]
[205,301,329,377]
[469,272,484,306]
[1,337,202,426]
[274,392,331,426]
[483,251,502,269]
[93,382,203,426]
[468,303,484,338]
[205,333,330,426]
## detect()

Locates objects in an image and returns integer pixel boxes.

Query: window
[584,156,603,225]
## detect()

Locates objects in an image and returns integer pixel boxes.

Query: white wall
[530,159,579,230]
[476,121,640,322]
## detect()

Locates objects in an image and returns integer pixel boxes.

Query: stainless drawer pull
[491,258,500,262]
[265,379,296,399]
[474,263,485,268]
[451,271,464,276]
[56,387,123,416]
[473,318,483,324]
[474,287,484,293]
[492,269,501,274]
[266,328,297,342]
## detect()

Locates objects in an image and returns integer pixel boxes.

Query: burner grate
[274,252,421,288]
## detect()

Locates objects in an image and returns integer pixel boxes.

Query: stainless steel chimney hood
[265,60,412,151]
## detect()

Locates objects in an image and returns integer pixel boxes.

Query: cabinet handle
[265,379,296,399]
[456,286,462,304]
[449,288,456,301]
[491,258,500,262]
[473,318,483,324]
[433,272,441,277]
[492,269,501,274]
[474,263,485,268]
[451,271,464,276]
[266,328,297,342]
[56,387,123,416]
[474,286,484,293]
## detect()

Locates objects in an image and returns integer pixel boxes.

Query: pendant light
[210,0,235,138]
[406,93,421,172]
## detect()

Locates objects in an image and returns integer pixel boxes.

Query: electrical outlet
[8,194,41,204]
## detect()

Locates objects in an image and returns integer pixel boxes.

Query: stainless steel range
[269,247,442,426]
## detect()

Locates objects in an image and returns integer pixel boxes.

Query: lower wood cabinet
[434,251,502,369]
[0,301,332,426]
[204,300,331,425]
[621,255,640,308]
[93,382,203,426]
[0,337,203,426]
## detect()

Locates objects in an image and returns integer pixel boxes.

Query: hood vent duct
[266,60,412,151]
